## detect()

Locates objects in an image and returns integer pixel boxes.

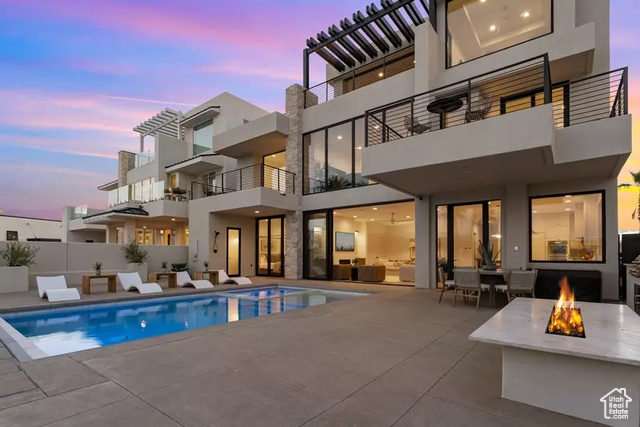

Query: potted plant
[122,241,150,279]
[478,240,501,271]
[203,260,209,270]
[93,261,102,276]
[171,262,189,272]
[0,242,39,293]
[161,261,168,273]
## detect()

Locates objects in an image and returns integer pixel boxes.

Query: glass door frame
[226,227,241,277]
[303,209,333,280]
[255,215,285,277]
[436,199,501,278]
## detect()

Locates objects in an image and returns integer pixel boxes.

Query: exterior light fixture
[373,207,378,210]
[255,210,260,214]
[406,216,411,219]
[337,135,343,140]
[521,11,530,18]
[356,146,362,150]
[378,72,384,77]
[489,25,496,32]
[171,218,175,221]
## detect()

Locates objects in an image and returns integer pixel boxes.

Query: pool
[0,286,364,358]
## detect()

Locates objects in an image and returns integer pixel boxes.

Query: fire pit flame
[546,277,586,338]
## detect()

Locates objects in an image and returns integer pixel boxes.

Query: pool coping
[0,284,372,362]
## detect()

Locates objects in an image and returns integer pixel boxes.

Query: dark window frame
[302,115,377,195]
[528,190,606,264]
[445,0,555,69]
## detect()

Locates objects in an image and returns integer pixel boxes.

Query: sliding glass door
[226,228,241,277]
[436,200,502,275]
[304,211,331,279]
[257,216,285,277]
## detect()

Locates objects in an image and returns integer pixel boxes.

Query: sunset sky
[0,0,638,229]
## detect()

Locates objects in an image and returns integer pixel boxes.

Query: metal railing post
[623,68,628,115]
[221,174,225,194]
[543,54,552,104]
[410,98,415,136]
[466,80,472,121]
[239,168,243,190]
[352,69,356,92]
[382,110,387,143]
[260,164,264,187]
[364,113,369,147]
[326,82,329,103]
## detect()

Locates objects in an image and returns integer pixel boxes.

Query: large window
[446,0,553,68]
[530,192,604,262]
[303,117,374,194]
[193,121,213,155]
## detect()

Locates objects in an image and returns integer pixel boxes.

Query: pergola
[303,0,435,87]
[133,108,183,152]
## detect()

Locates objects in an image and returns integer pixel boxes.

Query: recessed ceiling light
[371,219,374,221]
[565,208,572,211]
[564,200,571,203]
[406,216,411,219]
[521,11,530,18]
[356,146,362,150]
[353,215,357,218]
[337,135,342,140]
[142,226,146,229]
[373,207,378,210]
[255,210,260,213]
[565,195,572,198]
[532,210,538,213]
[171,218,175,221]
[333,211,337,214]
[378,72,384,77]
[489,25,496,32]
[374,125,380,130]
[480,0,486,2]
[272,154,276,157]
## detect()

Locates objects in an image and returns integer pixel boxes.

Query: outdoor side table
[81,274,117,295]
[195,270,219,285]
[427,96,464,129]
[149,272,177,288]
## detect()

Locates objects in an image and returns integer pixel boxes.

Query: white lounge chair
[218,270,252,285]
[36,276,81,302]
[117,272,163,294]
[176,271,214,289]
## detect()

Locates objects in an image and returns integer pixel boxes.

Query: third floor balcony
[361,55,631,196]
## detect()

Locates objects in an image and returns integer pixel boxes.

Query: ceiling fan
[390,212,413,225]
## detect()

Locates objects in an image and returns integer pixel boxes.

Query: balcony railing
[365,54,629,147]
[304,46,415,108]
[134,152,155,168]
[71,205,103,220]
[107,180,187,207]
[190,164,296,200]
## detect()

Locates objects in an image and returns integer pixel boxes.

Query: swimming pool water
[1,286,363,357]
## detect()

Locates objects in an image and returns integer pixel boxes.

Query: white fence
[0,242,188,288]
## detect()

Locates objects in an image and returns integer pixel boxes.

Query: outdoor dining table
[427,96,464,129]
[479,269,508,308]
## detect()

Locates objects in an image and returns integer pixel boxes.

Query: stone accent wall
[285,84,305,279]
[117,151,135,187]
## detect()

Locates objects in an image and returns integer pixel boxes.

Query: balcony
[108,180,188,207]
[189,164,298,215]
[215,112,289,158]
[134,152,154,168]
[304,46,415,108]
[362,56,630,195]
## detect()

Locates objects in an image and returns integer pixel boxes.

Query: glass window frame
[528,190,606,264]
[303,115,378,195]
[193,120,214,155]
[445,0,555,69]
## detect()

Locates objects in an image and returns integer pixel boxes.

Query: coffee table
[148,272,177,288]
[81,274,117,295]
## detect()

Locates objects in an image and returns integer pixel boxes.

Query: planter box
[0,266,29,293]
[126,263,148,281]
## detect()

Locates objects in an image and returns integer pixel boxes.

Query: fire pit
[545,277,585,338]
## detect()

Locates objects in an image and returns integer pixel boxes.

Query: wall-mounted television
[335,232,355,252]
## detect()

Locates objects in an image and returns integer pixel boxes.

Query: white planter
[126,263,148,281]
[0,266,29,293]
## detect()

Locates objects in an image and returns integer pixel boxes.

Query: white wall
[366,221,414,263]
[0,241,188,288]
[0,215,62,242]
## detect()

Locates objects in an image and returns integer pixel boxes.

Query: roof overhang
[305,0,431,72]
[97,180,119,191]
[83,207,149,224]
[179,106,220,128]
[215,112,289,158]
[165,154,226,175]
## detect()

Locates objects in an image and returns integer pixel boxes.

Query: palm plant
[618,171,640,230]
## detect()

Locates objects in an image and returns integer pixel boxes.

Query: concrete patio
[0,280,600,426]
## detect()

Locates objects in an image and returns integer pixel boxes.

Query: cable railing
[365,55,551,146]
[365,55,629,147]
[304,46,415,108]
[190,164,296,200]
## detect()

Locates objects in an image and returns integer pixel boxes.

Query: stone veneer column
[117,151,135,187]
[285,84,305,279]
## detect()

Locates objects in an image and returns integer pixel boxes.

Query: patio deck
[0,279,599,426]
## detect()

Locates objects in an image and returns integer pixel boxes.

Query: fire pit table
[469,298,640,426]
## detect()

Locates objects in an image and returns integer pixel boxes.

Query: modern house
[287,0,630,300]
[0,213,63,242]
[63,0,630,300]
